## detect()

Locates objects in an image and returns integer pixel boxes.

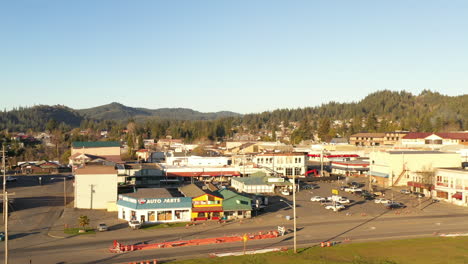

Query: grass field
[63,227,95,235]
[171,236,468,264]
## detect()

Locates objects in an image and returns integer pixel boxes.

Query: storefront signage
[120,195,137,203]
[138,198,182,204]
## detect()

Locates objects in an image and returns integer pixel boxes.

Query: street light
[280,195,297,253]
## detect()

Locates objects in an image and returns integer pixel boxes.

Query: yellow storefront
[191,194,223,221]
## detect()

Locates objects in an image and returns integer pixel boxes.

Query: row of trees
[1,90,466,163]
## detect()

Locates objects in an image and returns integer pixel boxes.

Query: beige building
[74,165,118,210]
[350,133,386,146]
[70,141,121,166]
[369,151,462,191]
[433,168,468,206]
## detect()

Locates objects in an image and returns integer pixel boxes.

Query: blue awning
[370,171,389,178]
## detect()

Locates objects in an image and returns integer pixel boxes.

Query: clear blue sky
[1,1,467,114]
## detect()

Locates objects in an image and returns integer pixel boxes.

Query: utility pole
[320,148,324,177]
[1,191,15,264]
[292,166,297,253]
[2,145,6,223]
[63,176,67,208]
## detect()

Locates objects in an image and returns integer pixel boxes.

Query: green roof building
[215,188,252,220]
[231,171,292,194]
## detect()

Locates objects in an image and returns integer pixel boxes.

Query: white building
[369,151,462,191]
[253,152,307,177]
[117,188,192,224]
[74,165,118,210]
[433,168,468,206]
[165,155,230,167]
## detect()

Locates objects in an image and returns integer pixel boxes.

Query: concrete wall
[75,173,118,209]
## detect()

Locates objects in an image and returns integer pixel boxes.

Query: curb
[47,231,66,239]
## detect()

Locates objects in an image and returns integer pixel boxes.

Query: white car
[325,204,345,212]
[6,176,17,182]
[281,190,291,196]
[337,198,351,204]
[311,196,326,202]
[374,198,391,204]
[128,220,141,229]
[344,187,362,193]
[327,195,342,201]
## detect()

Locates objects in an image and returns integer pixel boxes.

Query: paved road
[5,211,468,264]
[2,176,468,264]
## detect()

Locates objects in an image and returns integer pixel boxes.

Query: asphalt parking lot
[268,177,461,222]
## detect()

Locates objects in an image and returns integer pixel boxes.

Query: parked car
[311,196,326,202]
[339,186,348,191]
[6,176,17,182]
[281,189,291,196]
[327,195,343,201]
[337,198,351,204]
[400,189,411,195]
[0,232,4,241]
[344,187,362,193]
[374,198,391,204]
[386,202,406,209]
[350,181,362,187]
[361,193,375,200]
[325,204,345,212]
[97,223,109,232]
[302,184,318,190]
[128,220,141,230]
[411,192,425,198]
[373,191,384,196]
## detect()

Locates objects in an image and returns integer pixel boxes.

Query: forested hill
[77,102,241,121]
[0,105,83,132]
[1,90,466,134]
[239,90,467,134]
[0,103,241,131]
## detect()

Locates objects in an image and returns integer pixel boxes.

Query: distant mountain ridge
[77,102,241,121]
[0,103,241,131]
[1,90,466,133]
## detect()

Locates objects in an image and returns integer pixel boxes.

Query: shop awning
[370,171,389,178]
[407,181,432,189]
[452,192,463,200]
[192,206,223,212]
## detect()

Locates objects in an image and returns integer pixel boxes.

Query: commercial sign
[138,198,182,205]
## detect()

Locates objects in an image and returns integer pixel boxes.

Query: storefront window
[175,210,190,220]
[157,210,173,221]
[197,212,206,218]
[148,211,156,222]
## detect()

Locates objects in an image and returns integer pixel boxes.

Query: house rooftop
[72,141,120,148]
[387,151,453,155]
[75,165,116,174]
[121,188,182,199]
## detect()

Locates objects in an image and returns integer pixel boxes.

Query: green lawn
[141,222,190,230]
[170,236,468,264]
[63,227,96,235]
